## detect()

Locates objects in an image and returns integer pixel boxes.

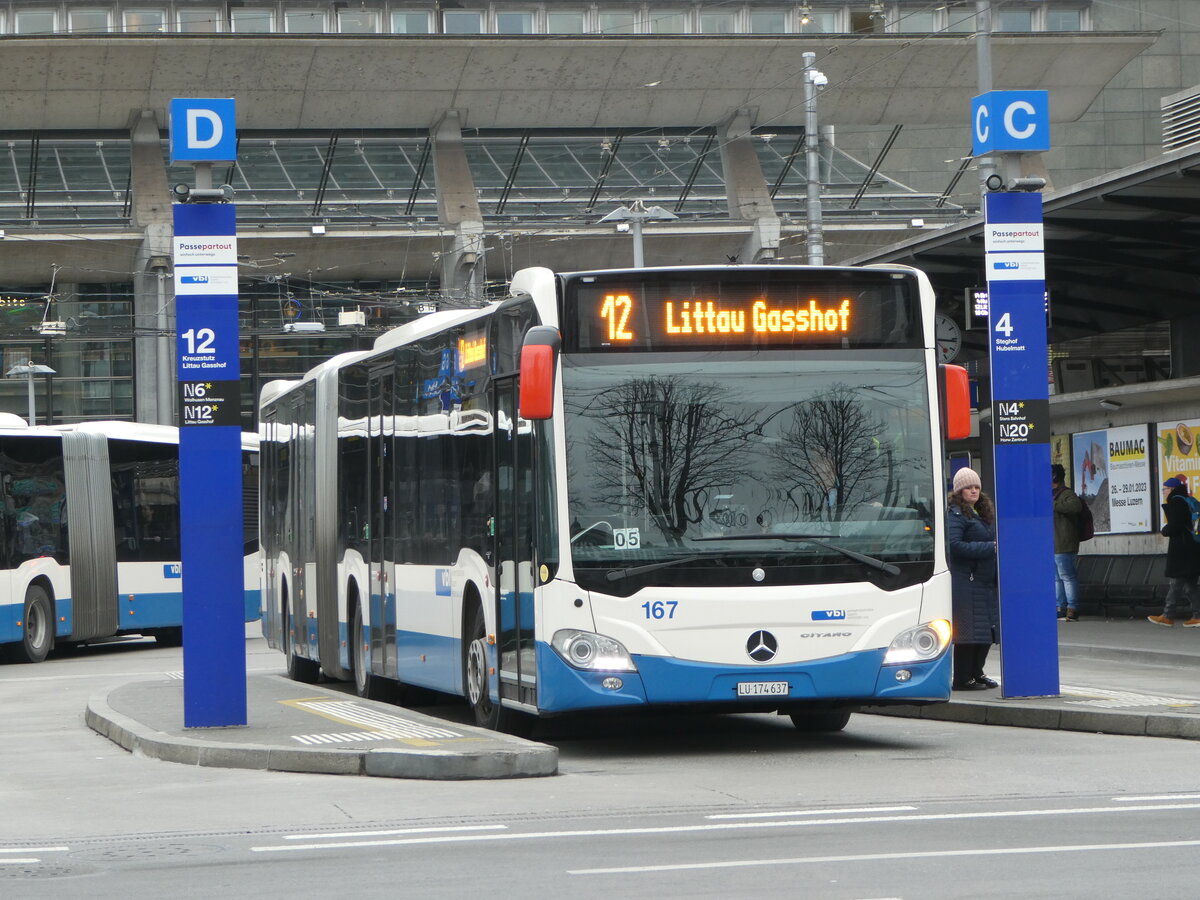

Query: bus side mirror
[519,326,561,420]
[939,364,970,441]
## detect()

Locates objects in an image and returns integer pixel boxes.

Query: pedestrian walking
[1052,463,1082,621]
[946,467,1000,689]
[1148,476,1200,627]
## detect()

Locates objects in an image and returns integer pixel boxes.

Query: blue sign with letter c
[972,91,1049,156]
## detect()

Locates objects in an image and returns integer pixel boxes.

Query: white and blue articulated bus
[259,265,970,733]
[0,418,261,663]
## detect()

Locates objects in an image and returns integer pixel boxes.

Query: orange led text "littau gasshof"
[663,298,852,335]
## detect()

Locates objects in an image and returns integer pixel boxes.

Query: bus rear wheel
[788,708,852,733]
[20,585,53,664]
[464,605,533,737]
[283,602,320,684]
[351,603,388,700]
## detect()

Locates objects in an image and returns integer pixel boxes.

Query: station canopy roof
[846,146,1200,351]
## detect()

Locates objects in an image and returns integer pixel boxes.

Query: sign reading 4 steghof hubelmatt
[170,98,247,728]
[985,190,1059,699]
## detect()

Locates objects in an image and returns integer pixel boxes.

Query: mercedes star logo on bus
[746,630,778,662]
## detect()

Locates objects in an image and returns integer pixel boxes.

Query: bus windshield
[562,352,936,593]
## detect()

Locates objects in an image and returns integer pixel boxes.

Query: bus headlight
[883,619,951,666]
[552,629,637,672]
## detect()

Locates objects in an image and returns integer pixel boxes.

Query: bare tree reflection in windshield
[589,376,760,546]
[769,383,891,523]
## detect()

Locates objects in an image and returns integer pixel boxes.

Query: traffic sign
[972,90,1050,155]
[169,98,237,164]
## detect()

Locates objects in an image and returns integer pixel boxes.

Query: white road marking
[0,847,68,853]
[291,731,390,745]
[293,700,462,740]
[707,806,917,820]
[1113,793,1200,802]
[568,839,1200,875]
[284,825,508,841]
[249,802,1200,854]
[0,859,40,865]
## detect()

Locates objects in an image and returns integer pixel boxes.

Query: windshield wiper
[693,533,900,576]
[605,556,705,583]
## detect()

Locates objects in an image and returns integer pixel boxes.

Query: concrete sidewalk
[86,673,558,780]
[871,616,1200,740]
[85,617,1200,780]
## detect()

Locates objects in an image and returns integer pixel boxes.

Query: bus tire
[788,708,852,733]
[463,603,533,737]
[351,603,388,701]
[153,627,183,648]
[283,601,320,684]
[20,585,54,664]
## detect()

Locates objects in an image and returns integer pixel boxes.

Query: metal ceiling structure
[847,145,1200,359]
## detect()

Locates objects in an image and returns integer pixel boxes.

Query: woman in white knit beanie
[946,467,999,690]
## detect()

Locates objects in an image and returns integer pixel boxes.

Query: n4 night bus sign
[566,269,921,352]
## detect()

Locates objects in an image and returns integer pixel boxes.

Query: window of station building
[178,8,220,32]
[69,9,111,33]
[229,7,275,32]
[1046,8,1084,30]
[893,8,938,33]
[443,10,483,33]
[123,9,166,32]
[995,8,1034,31]
[15,9,57,34]
[496,11,534,34]
[699,11,735,34]
[798,10,839,33]
[649,10,688,34]
[749,10,788,34]
[337,9,378,33]
[849,9,885,33]
[392,11,431,33]
[596,10,636,35]
[944,2,975,32]
[284,9,326,33]
[546,11,585,33]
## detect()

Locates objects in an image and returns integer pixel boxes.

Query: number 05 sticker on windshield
[613,527,640,549]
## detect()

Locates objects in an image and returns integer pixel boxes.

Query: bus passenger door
[367,371,393,679]
[493,377,537,709]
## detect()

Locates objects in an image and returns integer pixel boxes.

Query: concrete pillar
[129,110,175,425]
[718,108,780,263]
[431,110,486,299]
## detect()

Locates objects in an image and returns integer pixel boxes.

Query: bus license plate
[736,681,790,697]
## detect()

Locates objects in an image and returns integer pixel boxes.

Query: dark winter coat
[947,503,999,644]
[1052,485,1082,554]
[1160,487,1200,579]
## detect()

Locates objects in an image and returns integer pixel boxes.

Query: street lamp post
[598,200,679,268]
[5,362,56,425]
[803,51,828,265]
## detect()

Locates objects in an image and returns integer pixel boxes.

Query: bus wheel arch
[461,584,533,736]
[19,581,55,664]
[349,583,387,700]
[282,584,320,684]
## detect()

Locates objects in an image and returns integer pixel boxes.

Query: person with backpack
[1148,476,1200,627]
[1052,463,1083,621]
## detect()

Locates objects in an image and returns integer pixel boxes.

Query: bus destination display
[567,272,918,351]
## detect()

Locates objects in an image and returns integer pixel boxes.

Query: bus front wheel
[20,585,54,664]
[788,708,852,733]
[464,605,532,737]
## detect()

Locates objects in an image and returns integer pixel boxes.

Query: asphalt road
[5,631,1200,898]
